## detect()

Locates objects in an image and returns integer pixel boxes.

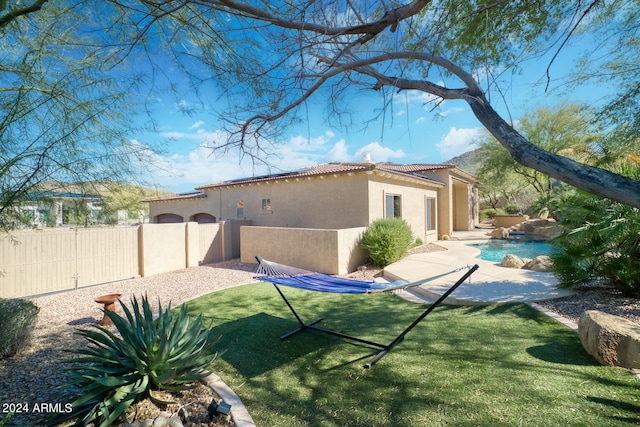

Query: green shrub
[551,191,640,297]
[503,203,524,214]
[480,208,501,219]
[361,218,414,267]
[0,298,39,359]
[56,295,217,427]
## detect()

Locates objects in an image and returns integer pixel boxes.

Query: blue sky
[134,37,609,194]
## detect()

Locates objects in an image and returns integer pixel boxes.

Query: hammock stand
[255,256,479,368]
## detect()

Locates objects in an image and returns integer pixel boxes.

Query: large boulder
[578,310,640,369]
[501,254,524,269]
[523,255,553,272]
[487,227,509,239]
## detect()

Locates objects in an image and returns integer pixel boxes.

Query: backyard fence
[0,220,250,299]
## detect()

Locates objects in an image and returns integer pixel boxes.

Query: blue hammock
[254,256,479,368]
[256,273,403,293]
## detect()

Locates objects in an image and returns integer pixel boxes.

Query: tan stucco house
[145,161,478,247]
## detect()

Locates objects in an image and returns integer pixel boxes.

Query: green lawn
[184,282,640,426]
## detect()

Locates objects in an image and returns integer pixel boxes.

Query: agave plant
[55,295,217,427]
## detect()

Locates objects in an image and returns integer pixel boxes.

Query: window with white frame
[385,194,401,218]
[261,198,272,212]
[426,197,436,231]
[236,200,244,218]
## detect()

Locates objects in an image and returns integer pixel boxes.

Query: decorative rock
[501,254,524,268]
[523,256,553,272]
[123,415,183,427]
[538,207,549,219]
[578,310,640,369]
[488,227,509,239]
[153,415,183,427]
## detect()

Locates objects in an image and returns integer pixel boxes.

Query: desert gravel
[0,259,257,426]
[1,255,639,426]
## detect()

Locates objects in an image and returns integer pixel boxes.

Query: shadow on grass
[208,312,348,378]
[587,396,640,424]
[183,283,640,426]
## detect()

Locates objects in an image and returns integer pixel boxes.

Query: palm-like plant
[551,190,640,297]
[56,295,217,427]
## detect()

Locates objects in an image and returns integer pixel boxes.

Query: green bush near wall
[361,218,414,267]
[0,298,40,359]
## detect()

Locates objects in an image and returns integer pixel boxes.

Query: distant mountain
[444,148,483,176]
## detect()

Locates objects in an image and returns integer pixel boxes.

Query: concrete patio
[384,229,574,305]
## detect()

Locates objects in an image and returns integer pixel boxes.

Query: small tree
[361,218,414,268]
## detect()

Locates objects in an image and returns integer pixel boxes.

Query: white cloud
[191,120,205,129]
[160,131,188,140]
[416,116,425,124]
[328,139,350,161]
[436,127,484,159]
[355,142,405,162]
[400,90,442,106]
[437,107,465,118]
[139,124,406,193]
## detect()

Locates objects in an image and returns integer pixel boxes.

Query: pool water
[470,240,555,263]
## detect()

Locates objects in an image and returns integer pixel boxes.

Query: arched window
[191,213,216,223]
[156,213,183,223]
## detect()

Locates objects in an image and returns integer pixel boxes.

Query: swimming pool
[470,240,555,263]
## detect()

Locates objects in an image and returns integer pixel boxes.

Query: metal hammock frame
[255,256,479,368]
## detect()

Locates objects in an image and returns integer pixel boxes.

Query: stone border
[202,374,256,427]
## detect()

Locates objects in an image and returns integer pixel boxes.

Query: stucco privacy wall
[140,223,188,277]
[0,222,246,298]
[140,220,251,277]
[0,227,139,298]
[241,226,368,275]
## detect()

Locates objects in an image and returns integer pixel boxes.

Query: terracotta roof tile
[195,162,376,189]
[147,162,468,200]
[142,192,207,203]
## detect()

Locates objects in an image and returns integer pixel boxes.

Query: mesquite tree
[3,0,639,214]
[114,0,639,207]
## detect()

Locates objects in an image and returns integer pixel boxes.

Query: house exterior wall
[207,173,372,228]
[366,175,441,243]
[150,173,373,229]
[148,171,445,242]
[415,169,478,237]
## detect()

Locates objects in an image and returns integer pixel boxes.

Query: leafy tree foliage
[477,103,600,211]
[1,0,639,220]
[111,0,638,207]
[0,1,156,231]
[551,188,640,297]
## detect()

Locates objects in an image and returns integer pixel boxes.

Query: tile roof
[142,192,207,203]
[145,162,471,202]
[195,162,379,189]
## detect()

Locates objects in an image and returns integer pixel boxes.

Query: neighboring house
[18,191,103,227]
[145,161,479,242]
